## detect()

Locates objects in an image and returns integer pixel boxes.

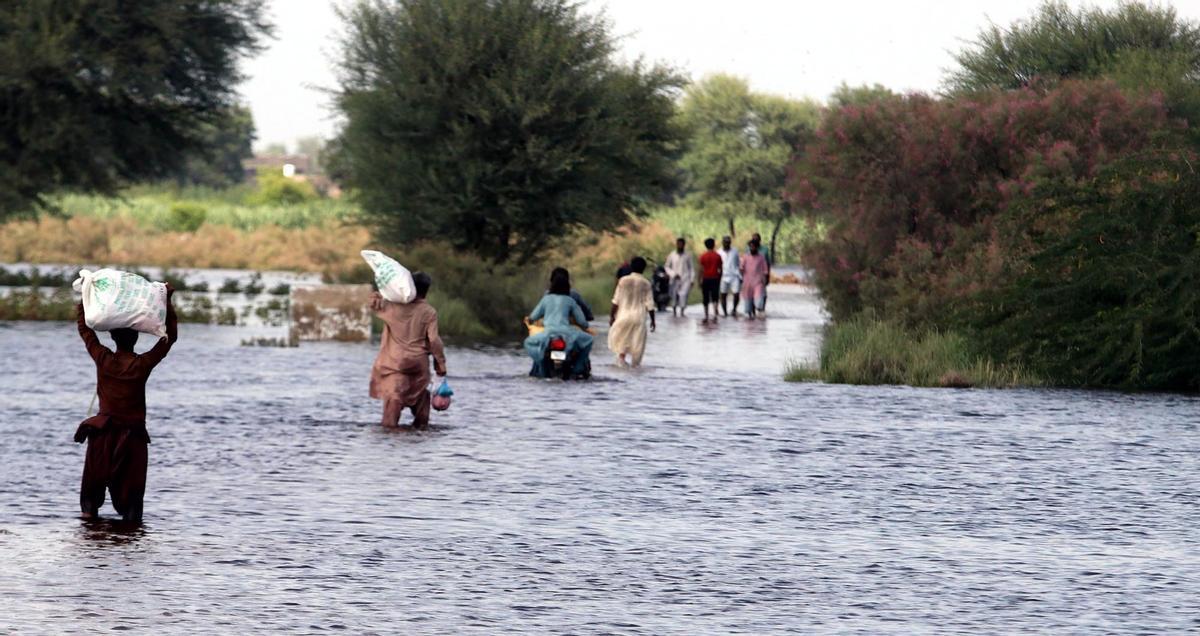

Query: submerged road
[0,284,1197,633]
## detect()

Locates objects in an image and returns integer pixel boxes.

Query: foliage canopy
[946,1,1200,93]
[331,0,685,262]
[0,0,271,215]
[675,74,820,250]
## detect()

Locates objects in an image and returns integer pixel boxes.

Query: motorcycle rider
[523,269,593,378]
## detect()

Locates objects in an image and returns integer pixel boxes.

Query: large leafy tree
[676,75,820,256]
[946,1,1200,93]
[175,105,257,188]
[0,1,270,215]
[331,0,684,262]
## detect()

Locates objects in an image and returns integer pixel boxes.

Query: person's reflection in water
[78,517,147,547]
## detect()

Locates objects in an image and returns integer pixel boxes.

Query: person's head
[675,238,686,252]
[630,256,647,274]
[549,268,571,295]
[110,328,138,352]
[412,271,432,299]
[749,239,760,254]
[704,237,715,250]
[752,232,762,242]
[722,235,731,249]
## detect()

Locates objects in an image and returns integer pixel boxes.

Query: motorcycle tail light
[549,338,567,351]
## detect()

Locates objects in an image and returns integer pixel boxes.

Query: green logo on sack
[93,277,112,292]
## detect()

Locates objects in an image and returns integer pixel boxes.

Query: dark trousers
[80,428,148,522]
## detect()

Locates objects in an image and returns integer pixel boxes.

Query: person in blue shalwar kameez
[524,269,593,378]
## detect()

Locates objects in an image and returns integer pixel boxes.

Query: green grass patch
[52,187,358,232]
[786,316,1039,389]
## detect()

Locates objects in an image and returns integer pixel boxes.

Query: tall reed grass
[786,316,1039,388]
[52,190,357,231]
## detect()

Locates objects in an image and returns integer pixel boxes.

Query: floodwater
[1,284,1198,634]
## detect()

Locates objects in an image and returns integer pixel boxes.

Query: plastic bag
[72,268,168,337]
[360,250,416,303]
[431,378,453,411]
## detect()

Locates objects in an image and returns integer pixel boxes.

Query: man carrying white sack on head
[72,269,178,524]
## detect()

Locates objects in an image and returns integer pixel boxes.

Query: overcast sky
[239,0,1136,151]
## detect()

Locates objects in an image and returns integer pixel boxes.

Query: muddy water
[1,285,1198,633]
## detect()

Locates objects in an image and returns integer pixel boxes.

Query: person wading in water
[74,285,178,524]
[609,256,657,368]
[369,272,447,429]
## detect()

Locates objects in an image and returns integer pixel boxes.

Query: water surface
[1,285,1197,633]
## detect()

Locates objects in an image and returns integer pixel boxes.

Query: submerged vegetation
[786,317,1039,389]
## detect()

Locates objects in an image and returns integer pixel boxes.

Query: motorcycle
[652,265,671,311]
[526,319,592,380]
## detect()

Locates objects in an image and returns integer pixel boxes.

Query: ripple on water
[0,289,1198,633]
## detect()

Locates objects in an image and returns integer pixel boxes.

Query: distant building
[243,154,314,179]
[242,153,342,198]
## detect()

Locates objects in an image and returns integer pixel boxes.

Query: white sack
[72,268,168,338]
[361,250,416,303]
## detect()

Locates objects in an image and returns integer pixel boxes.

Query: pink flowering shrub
[791,79,1182,324]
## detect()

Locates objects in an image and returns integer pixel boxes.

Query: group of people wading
[660,233,772,323]
[72,239,771,523]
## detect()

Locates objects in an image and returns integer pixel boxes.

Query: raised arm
[142,285,178,366]
[76,303,107,364]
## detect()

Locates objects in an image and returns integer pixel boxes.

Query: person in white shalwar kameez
[664,238,695,317]
[608,257,657,368]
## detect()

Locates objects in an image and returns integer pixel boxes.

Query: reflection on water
[1,284,1198,633]
[76,519,147,547]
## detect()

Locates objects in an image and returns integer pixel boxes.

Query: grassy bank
[787,316,1038,389]
[2,189,776,338]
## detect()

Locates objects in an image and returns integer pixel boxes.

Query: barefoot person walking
[740,240,769,320]
[664,238,694,317]
[698,238,723,324]
[609,257,656,368]
[718,235,741,318]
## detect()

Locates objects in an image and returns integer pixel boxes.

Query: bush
[245,171,319,206]
[787,315,1037,388]
[971,152,1200,390]
[794,80,1178,325]
[168,202,207,232]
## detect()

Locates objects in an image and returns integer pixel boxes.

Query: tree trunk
[770,218,784,266]
[727,216,736,239]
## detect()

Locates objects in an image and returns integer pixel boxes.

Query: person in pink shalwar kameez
[739,240,769,320]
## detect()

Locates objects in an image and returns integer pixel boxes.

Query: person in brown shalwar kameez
[75,285,178,523]
[369,272,447,428]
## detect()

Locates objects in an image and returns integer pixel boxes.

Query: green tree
[331,0,685,262]
[175,105,257,188]
[0,1,271,215]
[946,1,1200,93]
[676,74,820,257]
[829,82,896,107]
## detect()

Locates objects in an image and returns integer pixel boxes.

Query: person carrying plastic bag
[369,270,447,428]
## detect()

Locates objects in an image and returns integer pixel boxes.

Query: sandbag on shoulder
[361,250,416,303]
